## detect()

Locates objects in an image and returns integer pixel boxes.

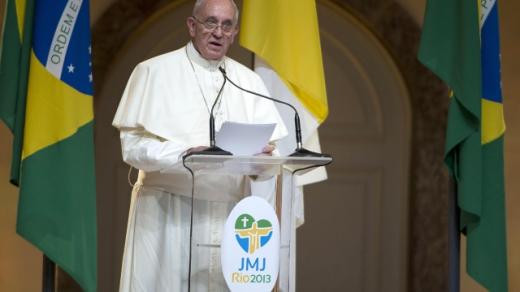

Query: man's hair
[192,0,239,24]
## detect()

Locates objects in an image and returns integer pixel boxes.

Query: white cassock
[112,42,288,292]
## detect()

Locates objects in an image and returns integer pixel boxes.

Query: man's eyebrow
[205,16,233,23]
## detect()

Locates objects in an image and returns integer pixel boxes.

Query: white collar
[186,41,226,71]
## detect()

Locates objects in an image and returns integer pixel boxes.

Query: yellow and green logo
[235,214,273,254]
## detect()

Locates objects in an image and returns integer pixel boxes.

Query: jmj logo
[221,196,279,292]
[234,214,273,254]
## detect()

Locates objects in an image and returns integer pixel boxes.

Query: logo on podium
[221,196,279,292]
[235,214,273,254]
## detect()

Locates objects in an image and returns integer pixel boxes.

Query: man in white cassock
[112,0,288,291]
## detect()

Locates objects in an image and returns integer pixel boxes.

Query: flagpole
[448,177,460,292]
[42,255,56,292]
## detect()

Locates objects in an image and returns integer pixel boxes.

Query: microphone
[219,67,330,158]
[187,71,232,156]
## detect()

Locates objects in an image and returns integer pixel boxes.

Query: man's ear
[230,26,239,43]
[186,17,196,38]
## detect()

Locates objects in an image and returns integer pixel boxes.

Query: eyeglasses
[192,16,235,35]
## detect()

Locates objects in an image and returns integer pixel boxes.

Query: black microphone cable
[218,67,331,158]
[185,69,232,156]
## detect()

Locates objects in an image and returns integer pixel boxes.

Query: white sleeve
[120,129,188,172]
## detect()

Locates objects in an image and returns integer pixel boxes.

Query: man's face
[187,0,238,60]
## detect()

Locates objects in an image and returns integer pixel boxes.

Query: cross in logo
[236,221,272,254]
[240,216,249,228]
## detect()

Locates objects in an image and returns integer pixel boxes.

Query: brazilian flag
[0,0,97,291]
[419,0,507,291]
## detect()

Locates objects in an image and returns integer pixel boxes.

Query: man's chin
[205,52,225,60]
[203,47,226,60]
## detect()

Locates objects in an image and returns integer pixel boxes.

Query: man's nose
[212,26,224,38]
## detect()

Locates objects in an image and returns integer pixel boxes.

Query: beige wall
[0,123,42,292]
[91,0,117,24]
[395,0,426,25]
[498,1,520,291]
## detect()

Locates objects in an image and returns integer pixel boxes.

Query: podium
[181,154,331,292]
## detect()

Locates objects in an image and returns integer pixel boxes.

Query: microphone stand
[219,67,330,158]
[187,71,232,156]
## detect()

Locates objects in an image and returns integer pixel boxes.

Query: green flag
[0,0,33,184]
[0,0,97,291]
[418,0,508,291]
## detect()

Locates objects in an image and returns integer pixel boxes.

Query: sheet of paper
[216,121,276,156]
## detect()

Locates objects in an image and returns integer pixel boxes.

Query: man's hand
[259,143,276,156]
[186,146,209,154]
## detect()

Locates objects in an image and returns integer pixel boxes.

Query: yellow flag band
[15,0,26,41]
[481,98,505,144]
[23,51,93,159]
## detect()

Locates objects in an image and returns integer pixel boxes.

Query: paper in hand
[216,121,276,156]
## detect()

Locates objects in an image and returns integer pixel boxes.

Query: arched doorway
[297,2,411,291]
